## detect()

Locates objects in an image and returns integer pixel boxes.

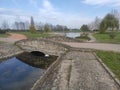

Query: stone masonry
[0,38,119,90]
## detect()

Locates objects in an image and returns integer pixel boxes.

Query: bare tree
[1,20,9,30]
[111,9,119,19]
[24,21,29,30]
[111,9,120,30]
[94,17,101,30]
[88,17,101,31]
[14,22,19,30]
[19,22,25,30]
[14,21,27,30]
[36,22,44,31]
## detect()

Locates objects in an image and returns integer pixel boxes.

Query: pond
[65,32,80,38]
[0,52,58,90]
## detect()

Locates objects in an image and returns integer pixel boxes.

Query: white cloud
[0,8,22,16]
[0,0,94,28]
[38,0,93,28]
[43,0,54,10]
[39,0,59,18]
[0,8,30,23]
[82,0,120,7]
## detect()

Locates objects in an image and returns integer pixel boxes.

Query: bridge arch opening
[30,51,49,57]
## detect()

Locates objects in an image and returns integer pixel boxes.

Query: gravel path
[62,42,120,52]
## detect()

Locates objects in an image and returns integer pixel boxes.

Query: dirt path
[87,33,96,42]
[8,33,27,40]
[0,33,27,43]
[62,42,120,52]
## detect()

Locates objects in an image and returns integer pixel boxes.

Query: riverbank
[0,43,23,61]
[0,33,27,60]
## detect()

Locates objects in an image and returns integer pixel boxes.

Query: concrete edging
[15,38,120,89]
[93,53,120,89]
[0,51,24,61]
[31,51,68,90]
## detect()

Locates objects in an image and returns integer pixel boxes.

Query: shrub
[109,33,116,39]
[0,30,6,34]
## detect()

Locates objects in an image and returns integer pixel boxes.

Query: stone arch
[16,39,69,56]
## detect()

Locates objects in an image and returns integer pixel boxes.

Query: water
[0,52,57,90]
[65,32,80,38]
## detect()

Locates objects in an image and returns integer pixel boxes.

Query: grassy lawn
[18,31,55,38]
[0,33,8,37]
[96,51,120,80]
[93,32,120,43]
[76,36,90,41]
[0,41,5,44]
[0,33,8,44]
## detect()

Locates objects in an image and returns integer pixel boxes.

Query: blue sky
[0,0,120,28]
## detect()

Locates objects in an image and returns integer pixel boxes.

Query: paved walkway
[33,51,119,90]
[62,42,120,52]
[57,51,119,90]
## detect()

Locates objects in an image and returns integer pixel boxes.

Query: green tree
[99,13,119,33]
[99,20,107,33]
[44,24,51,32]
[80,24,89,32]
[29,16,36,33]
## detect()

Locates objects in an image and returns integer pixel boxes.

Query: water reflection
[65,32,80,38]
[0,52,58,90]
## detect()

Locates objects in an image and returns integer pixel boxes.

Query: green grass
[0,33,8,37]
[0,33,8,44]
[76,36,90,40]
[0,41,3,44]
[0,41,5,44]
[96,51,120,80]
[18,31,54,38]
[93,32,120,43]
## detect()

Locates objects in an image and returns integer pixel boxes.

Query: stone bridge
[16,39,69,56]
[15,39,120,90]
